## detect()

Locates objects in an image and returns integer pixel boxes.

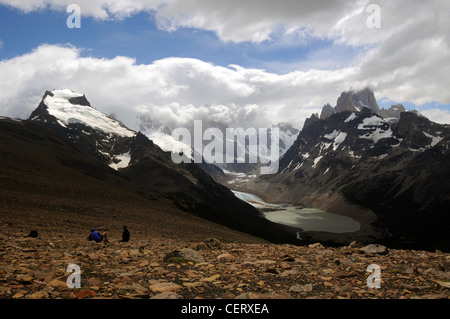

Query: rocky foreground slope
[1,225,449,300]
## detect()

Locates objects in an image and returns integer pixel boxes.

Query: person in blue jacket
[88,229,107,243]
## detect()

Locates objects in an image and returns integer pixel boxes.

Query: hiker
[88,229,108,243]
[121,226,130,242]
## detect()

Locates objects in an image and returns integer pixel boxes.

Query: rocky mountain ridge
[138,113,299,175]
[242,89,450,251]
[320,88,407,121]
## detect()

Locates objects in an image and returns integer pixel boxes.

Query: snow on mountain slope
[357,115,393,143]
[146,130,194,160]
[40,89,136,138]
[137,117,299,175]
[109,152,131,170]
[30,89,139,171]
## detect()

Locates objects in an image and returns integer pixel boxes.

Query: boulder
[164,248,205,263]
[359,244,389,255]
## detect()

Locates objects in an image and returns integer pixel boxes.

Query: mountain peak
[321,88,381,120]
[30,89,135,138]
[335,87,379,114]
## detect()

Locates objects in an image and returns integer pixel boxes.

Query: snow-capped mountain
[320,88,407,123]
[30,89,136,170]
[137,115,299,176]
[32,89,135,138]
[244,88,450,251]
[27,89,298,244]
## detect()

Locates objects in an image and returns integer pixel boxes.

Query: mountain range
[1,89,299,245]
[137,115,299,176]
[243,89,450,251]
[2,88,449,252]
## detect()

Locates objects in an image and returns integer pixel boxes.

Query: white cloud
[1,43,450,133]
[0,44,325,129]
[0,0,167,20]
[1,1,448,46]
[0,1,449,126]
[420,109,450,125]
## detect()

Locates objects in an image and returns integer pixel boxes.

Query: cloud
[0,1,449,126]
[1,43,450,135]
[0,0,167,20]
[0,44,324,129]
[420,109,450,125]
[1,1,448,47]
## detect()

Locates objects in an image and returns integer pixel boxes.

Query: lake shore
[232,191,361,234]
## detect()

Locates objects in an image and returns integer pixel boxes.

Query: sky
[0,0,450,131]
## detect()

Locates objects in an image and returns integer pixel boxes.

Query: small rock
[222,291,236,299]
[201,274,220,282]
[280,262,292,269]
[400,283,430,292]
[437,281,450,290]
[281,269,300,277]
[405,267,416,274]
[13,292,25,299]
[334,257,353,267]
[289,284,313,292]
[47,280,68,289]
[359,244,389,255]
[150,291,181,299]
[348,241,363,249]
[34,271,56,283]
[76,289,97,299]
[217,253,236,262]
[29,290,49,299]
[19,275,34,284]
[308,243,324,249]
[150,282,182,293]
[195,243,209,251]
[235,291,293,299]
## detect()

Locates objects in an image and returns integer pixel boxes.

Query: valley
[1,88,450,301]
[1,1,450,303]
